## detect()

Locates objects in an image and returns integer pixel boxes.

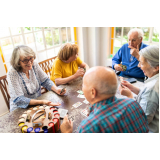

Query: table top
[0,76,144,133]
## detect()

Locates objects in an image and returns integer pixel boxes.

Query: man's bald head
[83,66,118,96]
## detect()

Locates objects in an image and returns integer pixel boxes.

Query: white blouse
[136,73,159,133]
[7,61,55,111]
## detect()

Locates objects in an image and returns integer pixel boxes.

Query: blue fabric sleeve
[41,78,55,91]
[112,47,123,69]
[13,95,31,109]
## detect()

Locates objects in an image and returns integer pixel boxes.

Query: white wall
[76,27,111,67]
[0,55,9,116]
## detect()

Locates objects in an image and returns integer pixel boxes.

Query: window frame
[111,27,159,57]
[0,27,76,72]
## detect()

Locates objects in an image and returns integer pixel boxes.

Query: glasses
[20,57,34,64]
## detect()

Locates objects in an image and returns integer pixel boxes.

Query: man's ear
[91,88,97,99]
[140,37,143,44]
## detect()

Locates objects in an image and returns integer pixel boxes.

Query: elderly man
[112,28,148,81]
[60,66,149,133]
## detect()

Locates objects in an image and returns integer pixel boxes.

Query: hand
[60,115,73,133]
[42,100,61,106]
[118,84,133,98]
[74,68,85,78]
[114,64,124,71]
[128,44,140,60]
[121,80,134,92]
[55,87,66,96]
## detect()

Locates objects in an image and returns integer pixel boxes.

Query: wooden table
[0,77,144,133]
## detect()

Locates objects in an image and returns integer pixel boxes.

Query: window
[0,27,75,72]
[110,27,159,58]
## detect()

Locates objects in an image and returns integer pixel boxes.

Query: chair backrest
[38,56,57,77]
[0,75,10,110]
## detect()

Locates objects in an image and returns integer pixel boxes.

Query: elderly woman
[50,43,89,85]
[7,45,66,112]
[119,45,159,133]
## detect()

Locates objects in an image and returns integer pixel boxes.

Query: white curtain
[76,27,111,67]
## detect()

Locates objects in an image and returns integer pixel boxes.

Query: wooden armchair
[0,75,10,111]
[38,56,57,94]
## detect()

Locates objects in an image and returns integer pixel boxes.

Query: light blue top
[136,73,159,133]
[7,61,55,112]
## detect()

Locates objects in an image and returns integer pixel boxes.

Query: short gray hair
[97,78,118,95]
[95,68,118,95]
[139,45,159,68]
[10,45,36,72]
[127,28,144,39]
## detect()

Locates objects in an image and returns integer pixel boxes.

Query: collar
[139,42,144,50]
[144,73,159,89]
[90,96,116,112]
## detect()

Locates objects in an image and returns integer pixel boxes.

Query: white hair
[10,45,36,72]
[139,45,159,68]
[127,28,144,39]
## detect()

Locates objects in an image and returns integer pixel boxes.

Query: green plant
[45,32,52,46]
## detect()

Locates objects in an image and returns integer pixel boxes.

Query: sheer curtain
[76,27,111,67]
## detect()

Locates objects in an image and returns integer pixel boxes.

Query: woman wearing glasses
[119,45,159,133]
[7,45,66,112]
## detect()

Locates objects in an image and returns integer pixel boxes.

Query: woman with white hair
[7,45,66,112]
[119,45,159,133]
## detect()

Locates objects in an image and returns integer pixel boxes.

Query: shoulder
[53,58,63,69]
[76,57,81,61]
[54,58,62,65]
[154,78,159,94]
[121,43,128,49]
[7,66,18,77]
[141,42,148,48]
[76,56,82,63]
[117,98,144,115]
[116,97,140,108]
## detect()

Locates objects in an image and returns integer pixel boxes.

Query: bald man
[60,66,149,133]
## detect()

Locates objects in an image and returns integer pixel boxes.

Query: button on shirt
[112,42,148,78]
[136,73,159,133]
[77,96,149,133]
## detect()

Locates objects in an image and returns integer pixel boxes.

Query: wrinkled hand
[74,68,85,78]
[56,87,66,96]
[128,44,140,60]
[118,84,133,98]
[121,80,134,91]
[60,115,73,133]
[114,64,124,71]
[42,101,61,106]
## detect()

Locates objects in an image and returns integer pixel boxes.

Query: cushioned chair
[38,56,57,94]
[0,75,10,111]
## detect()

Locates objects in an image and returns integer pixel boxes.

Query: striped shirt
[77,96,149,133]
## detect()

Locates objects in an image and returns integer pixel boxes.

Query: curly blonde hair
[58,43,79,61]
